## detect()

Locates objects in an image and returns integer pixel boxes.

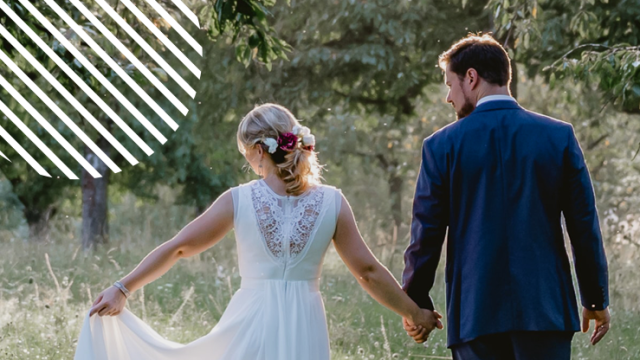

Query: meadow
[1,184,638,360]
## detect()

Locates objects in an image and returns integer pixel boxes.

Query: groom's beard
[456,96,475,120]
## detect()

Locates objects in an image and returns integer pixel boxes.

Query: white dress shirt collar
[476,94,516,107]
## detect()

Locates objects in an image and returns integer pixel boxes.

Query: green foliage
[488,0,640,114]
[547,45,640,113]
[200,0,292,68]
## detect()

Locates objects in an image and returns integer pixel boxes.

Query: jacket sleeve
[402,137,449,310]
[561,125,609,311]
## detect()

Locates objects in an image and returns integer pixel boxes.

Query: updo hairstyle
[237,103,323,196]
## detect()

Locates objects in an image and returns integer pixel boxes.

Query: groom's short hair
[439,33,512,87]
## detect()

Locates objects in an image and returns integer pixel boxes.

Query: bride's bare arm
[90,189,234,317]
[332,193,441,331]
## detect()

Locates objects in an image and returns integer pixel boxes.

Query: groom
[401,34,610,359]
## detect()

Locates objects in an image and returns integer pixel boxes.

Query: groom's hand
[582,307,611,346]
[403,309,443,344]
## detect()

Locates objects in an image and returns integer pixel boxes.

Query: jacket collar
[470,99,523,115]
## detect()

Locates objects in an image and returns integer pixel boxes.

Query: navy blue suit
[402,100,609,349]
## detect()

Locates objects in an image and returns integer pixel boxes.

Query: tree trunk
[510,59,518,100]
[81,136,111,251]
[491,12,518,100]
[388,173,403,228]
[25,205,56,242]
[385,173,404,267]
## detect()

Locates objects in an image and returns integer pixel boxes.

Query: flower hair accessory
[262,138,278,154]
[277,132,298,151]
[262,125,316,154]
[293,125,315,151]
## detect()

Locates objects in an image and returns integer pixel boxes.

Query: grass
[1,188,638,360]
[1,239,638,360]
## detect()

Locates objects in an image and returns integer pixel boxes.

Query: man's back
[403,99,609,347]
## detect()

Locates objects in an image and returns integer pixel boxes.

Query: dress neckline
[257,179,317,199]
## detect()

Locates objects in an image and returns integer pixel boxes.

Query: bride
[74,103,442,359]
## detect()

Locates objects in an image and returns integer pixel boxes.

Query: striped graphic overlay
[0,149,9,162]
[0,0,201,179]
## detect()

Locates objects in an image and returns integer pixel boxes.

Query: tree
[488,0,640,114]
[0,0,81,242]
[0,0,240,247]
[237,0,492,228]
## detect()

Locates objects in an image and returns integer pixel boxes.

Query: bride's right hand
[89,286,127,317]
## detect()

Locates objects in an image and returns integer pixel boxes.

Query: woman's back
[232,179,342,281]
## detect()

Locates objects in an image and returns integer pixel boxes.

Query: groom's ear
[466,68,480,90]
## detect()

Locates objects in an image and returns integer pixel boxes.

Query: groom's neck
[474,84,512,103]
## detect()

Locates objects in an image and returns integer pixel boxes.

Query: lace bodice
[250,180,324,263]
[231,180,342,280]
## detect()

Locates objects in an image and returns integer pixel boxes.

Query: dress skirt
[74,278,330,360]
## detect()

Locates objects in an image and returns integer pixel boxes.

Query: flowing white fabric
[74,180,342,360]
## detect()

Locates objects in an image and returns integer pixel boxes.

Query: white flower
[302,134,315,146]
[298,126,311,136]
[292,125,311,137]
[263,138,278,153]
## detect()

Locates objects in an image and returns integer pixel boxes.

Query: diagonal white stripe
[14,0,173,143]
[169,0,200,28]
[0,2,150,161]
[70,0,191,111]
[0,71,103,178]
[44,0,188,120]
[120,0,202,79]
[93,0,196,98]
[0,99,77,179]
[0,123,48,175]
[144,0,202,56]
[0,24,124,173]
[0,148,10,162]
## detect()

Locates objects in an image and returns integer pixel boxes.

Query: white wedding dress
[74,179,342,360]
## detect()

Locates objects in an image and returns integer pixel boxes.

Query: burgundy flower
[277,132,298,151]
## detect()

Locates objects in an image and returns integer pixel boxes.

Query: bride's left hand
[403,309,443,343]
[89,286,127,317]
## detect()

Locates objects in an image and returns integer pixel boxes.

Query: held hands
[89,285,127,317]
[582,307,611,346]
[403,309,444,344]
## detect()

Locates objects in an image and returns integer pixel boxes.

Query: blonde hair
[237,103,323,196]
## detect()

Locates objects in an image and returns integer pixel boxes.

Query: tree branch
[352,151,389,172]
[590,158,607,178]
[587,133,609,150]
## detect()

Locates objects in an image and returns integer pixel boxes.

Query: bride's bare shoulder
[314,182,342,193]
[231,180,260,192]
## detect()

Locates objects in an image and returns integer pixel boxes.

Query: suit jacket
[402,100,609,347]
